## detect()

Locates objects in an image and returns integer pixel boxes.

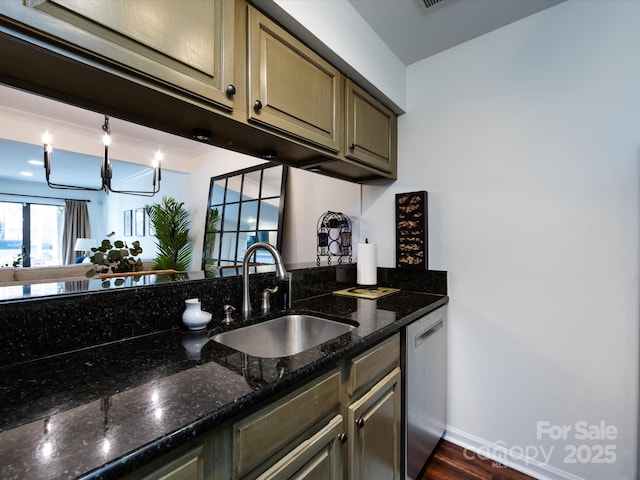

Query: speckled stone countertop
[0,269,447,479]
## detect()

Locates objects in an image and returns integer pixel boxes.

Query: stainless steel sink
[211,314,355,358]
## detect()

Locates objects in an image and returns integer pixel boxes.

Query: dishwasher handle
[414,319,444,348]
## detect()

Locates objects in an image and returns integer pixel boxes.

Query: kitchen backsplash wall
[0,272,284,366]
[0,265,446,367]
[290,263,447,299]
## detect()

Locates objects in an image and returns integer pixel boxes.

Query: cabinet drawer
[139,446,204,480]
[348,334,399,397]
[256,414,344,480]
[233,370,341,478]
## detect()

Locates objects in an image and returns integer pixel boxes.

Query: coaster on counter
[332,287,400,300]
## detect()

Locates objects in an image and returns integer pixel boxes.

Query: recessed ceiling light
[28,160,43,166]
[19,171,33,176]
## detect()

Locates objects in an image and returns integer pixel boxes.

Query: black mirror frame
[201,162,288,271]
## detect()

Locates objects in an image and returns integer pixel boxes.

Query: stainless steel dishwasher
[403,305,447,480]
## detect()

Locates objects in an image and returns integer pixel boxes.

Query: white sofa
[0,261,157,287]
[0,264,95,287]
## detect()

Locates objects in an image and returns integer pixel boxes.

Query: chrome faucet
[242,242,289,318]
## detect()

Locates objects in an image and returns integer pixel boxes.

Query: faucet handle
[222,304,236,325]
[261,286,278,314]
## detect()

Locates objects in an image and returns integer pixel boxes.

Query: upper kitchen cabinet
[344,79,397,177]
[247,6,342,153]
[0,0,236,111]
[0,0,397,184]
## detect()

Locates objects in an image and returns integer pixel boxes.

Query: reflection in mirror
[203,163,287,270]
[259,198,281,231]
[0,83,363,302]
[242,170,261,200]
[261,167,283,198]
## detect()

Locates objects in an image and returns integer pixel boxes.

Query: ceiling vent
[423,0,446,8]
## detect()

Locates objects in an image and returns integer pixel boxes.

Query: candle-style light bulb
[102,133,111,146]
[42,132,52,179]
[155,150,162,183]
[152,151,163,188]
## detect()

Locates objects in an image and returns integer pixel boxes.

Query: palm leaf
[146,197,193,271]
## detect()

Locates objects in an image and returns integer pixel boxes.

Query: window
[0,201,65,267]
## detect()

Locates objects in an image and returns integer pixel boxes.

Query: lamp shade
[74,238,96,252]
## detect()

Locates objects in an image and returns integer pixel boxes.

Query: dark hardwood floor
[420,440,536,480]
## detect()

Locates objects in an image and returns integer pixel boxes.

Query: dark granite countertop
[0,290,447,480]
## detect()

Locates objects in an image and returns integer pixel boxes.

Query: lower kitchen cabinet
[139,446,205,480]
[344,334,401,480]
[233,370,342,479]
[348,368,401,480]
[257,415,344,480]
[121,440,213,480]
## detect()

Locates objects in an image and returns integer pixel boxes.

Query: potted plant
[86,232,144,286]
[146,196,192,271]
[2,253,24,268]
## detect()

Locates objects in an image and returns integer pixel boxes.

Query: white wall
[362,1,639,479]
[103,169,191,261]
[282,168,361,265]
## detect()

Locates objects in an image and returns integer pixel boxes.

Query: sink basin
[211,314,355,358]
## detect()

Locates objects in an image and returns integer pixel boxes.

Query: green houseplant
[146,196,192,271]
[86,232,144,286]
[2,252,24,268]
[204,206,220,270]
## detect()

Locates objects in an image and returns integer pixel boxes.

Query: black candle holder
[317,211,352,266]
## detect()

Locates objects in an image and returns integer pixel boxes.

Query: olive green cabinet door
[4,0,235,110]
[137,446,205,480]
[257,415,344,480]
[348,367,401,480]
[345,79,397,176]
[247,6,342,152]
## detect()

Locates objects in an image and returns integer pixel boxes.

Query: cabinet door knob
[254,100,263,111]
[356,418,365,428]
[349,143,355,150]
[226,84,236,96]
[338,433,348,444]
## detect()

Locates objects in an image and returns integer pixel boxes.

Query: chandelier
[42,115,162,197]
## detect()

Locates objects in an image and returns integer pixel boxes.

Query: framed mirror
[203,163,288,270]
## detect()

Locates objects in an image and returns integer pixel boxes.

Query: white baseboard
[444,426,585,480]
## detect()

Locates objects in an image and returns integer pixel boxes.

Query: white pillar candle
[357,242,377,287]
